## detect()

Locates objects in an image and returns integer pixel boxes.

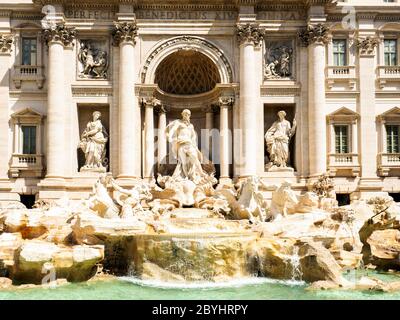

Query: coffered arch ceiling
[154,50,221,96]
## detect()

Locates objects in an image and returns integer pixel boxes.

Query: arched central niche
[154,50,221,95]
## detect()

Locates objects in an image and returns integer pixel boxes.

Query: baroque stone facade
[0,0,400,207]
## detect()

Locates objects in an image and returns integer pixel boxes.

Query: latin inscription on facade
[135,10,238,20]
[257,11,306,20]
[65,9,117,20]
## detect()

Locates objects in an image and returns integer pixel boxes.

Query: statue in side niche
[79,111,108,172]
[265,110,296,170]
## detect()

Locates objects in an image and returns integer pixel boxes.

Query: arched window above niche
[9,108,44,178]
[11,22,45,90]
[326,107,360,177]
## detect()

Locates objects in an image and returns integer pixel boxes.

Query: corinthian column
[112,21,140,180]
[219,97,234,179]
[42,24,76,179]
[299,24,329,177]
[156,105,167,165]
[236,23,264,177]
[143,97,160,180]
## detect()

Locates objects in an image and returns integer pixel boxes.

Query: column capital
[142,96,161,108]
[112,21,138,47]
[0,34,13,54]
[218,96,235,107]
[298,23,330,47]
[155,104,169,114]
[201,105,213,113]
[356,36,380,56]
[42,23,76,47]
[236,23,264,47]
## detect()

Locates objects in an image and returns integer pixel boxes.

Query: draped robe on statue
[265,119,293,167]
[165,119,208,184]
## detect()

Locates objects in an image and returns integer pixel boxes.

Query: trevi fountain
[1,109,400,300]
[1,0,400,301]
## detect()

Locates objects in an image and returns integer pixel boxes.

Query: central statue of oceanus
[165,109,211,185]
[157,109,217,207]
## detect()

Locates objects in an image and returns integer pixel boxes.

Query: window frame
[21,125,37,155]
[21,37,37,66]
[332,39,348,67]
[385,124,400,154]
[383,38,398,66]
[334,124,350,154]
[10,108,43,156]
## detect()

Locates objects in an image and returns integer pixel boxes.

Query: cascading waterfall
[287,246,302,281]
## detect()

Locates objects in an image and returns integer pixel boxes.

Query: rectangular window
[386,125,400,154]
[384,39,397,66]
[334,125,349,154]
[333,39,347,66]
[21,38,37,66]
[21,126,36,154]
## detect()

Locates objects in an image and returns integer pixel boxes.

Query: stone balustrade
[328,153,360,177]
[378,153,400,176]
[377,65,400,89]
[9,153,44,178]
[12,65,45,89]
[326,66,356,90]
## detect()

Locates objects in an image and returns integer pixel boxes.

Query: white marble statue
[79,111,108,171]
[78,41,108,79]
[279,47,291,77]
[269,181,299,220]
[85,173,119,219]
[218,176,268,223]
[165,109,210,185]
[264,60,279,79]
[265,110,296,170]
[110,178,153,220]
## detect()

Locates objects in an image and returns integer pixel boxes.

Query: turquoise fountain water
[1,270,400,300]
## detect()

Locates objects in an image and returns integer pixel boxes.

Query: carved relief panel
[264,39,295,80]
[77,39,110,80]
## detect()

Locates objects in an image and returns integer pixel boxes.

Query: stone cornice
[0,34,13,54]
[11,12,44,21]
[256,3,306,11]
[111,21,138,46]
[42,23,76,46]
[260,84,300,96]
[71,85,113,97]
[0,10,12,18]
[356,12,377,20]
[136,4,237,10]
[298,23,330,46]
[236,23,264,46]
[32,0,336,10]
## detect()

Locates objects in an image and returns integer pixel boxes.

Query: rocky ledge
[0,179,400,292]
